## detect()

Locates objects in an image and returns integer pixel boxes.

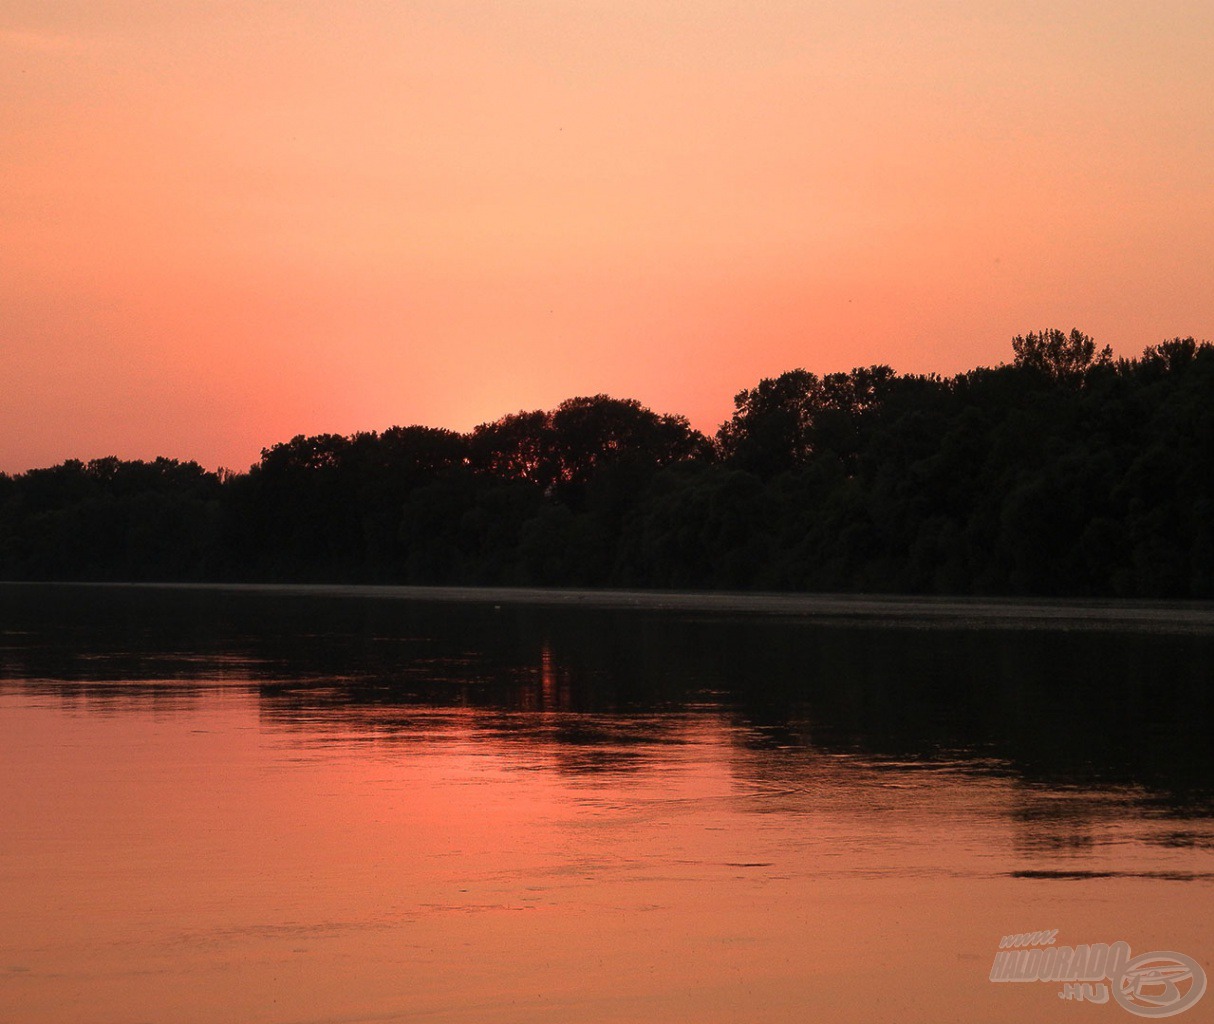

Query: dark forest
[3,330,1211,598]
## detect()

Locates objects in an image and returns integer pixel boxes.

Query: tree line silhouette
[2,330,1211,597]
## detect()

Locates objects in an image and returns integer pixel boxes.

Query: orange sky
[2,1,1212,473]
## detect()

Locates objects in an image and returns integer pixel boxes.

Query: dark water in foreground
[1,584,1212,1023]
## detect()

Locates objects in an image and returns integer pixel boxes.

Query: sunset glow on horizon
[3,1,1212,473]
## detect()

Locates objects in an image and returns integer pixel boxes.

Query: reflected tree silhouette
[2,583,1212,808]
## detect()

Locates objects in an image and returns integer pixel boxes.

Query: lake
[2,583,1212,1023]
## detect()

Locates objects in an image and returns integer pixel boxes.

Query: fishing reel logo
[989,931,1207,1018]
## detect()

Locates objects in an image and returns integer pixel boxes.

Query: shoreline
[6,580,1214,633]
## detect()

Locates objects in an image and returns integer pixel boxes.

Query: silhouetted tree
[1,330,1210,597]
[717,369,822,476]
[468,410,556,491]
[1012,328,1112,385]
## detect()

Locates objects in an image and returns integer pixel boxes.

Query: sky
[2,1,1212,473]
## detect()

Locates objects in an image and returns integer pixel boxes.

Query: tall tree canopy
[1,332,1210,597]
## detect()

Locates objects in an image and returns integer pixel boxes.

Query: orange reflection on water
[1,686,1212,1024]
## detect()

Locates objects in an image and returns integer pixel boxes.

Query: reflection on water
[1,583,1212,1023]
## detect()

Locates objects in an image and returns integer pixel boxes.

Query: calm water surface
[1,584,1212,1023]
